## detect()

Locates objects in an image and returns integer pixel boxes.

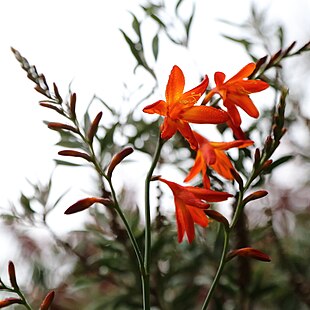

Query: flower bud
[65,197,112,215]
[8,261,19,290]
[204,210,229,230]
[39,291,55,310]
[58,150,91,162]
[88,111,103,145]
[39,103,63,114]
[242,190,268,205]
[0,298,23,308]
[230,168,243,190]
[48,122,78,133]
[107,147,134,179]
[70,93,77,118]
[227,247,271,262]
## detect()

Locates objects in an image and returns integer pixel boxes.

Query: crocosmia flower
[203,63,269,128]
[159,177,232,243]
[184,131,253,188]
[143,65,229,150]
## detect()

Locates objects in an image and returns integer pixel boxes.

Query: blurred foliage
[1,1,310,310]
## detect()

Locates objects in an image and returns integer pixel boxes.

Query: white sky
[0,0,309,268]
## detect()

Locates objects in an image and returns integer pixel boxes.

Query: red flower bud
[0,298,23,308]
[48,122,78,133]
[70,93,77,118]
[243,190,268,205]
[65,197,112,214]
[8,261,19,290]
[204,210,229,230]
[107,147,134,179]
[88,111,103,145]
[227,247,271,262]
[58,150,91,162]
[39,291,55,310]
[39,103,63,114]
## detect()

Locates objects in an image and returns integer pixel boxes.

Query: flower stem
[144,134,165,309]
[201,228,229,310]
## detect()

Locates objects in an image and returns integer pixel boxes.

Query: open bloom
[184,131,253,188]
[143,65,229,149]
[203,63,269,128]
[159,177,232,243]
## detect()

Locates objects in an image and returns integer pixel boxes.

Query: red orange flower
[143,65,229,150]
[159,177,232,243]
[203,62,269,128]
[184,131,253,188]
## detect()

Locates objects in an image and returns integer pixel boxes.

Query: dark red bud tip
[243,190,268,205]
[65,197,112,215]
[47,122,78,133]
[204,210,229,229]
[88,111,103,144]
[39,291,55,310]
[150,175,161,181]
[58,150,92,162]
[70,93,77,118]
[262,159,273,170]
[0,298,23,308]
[230,168,243,190]
[227,247,271,262]
[107,147,134,178]
[8,261,19,290]
[39,103,63,114]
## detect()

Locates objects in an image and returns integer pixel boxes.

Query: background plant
[1,1,310,309]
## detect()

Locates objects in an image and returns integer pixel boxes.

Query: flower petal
[143,100,167,116]
[231,94,259,118]
[186,186,233,202]
[226,63,256,83]
[224,100,242,126]
[160,117,178,140]
[184,151,204,183]
[175,198,195,243]
[210,150,235,179]
[181,106,229,124]
[165,65,185,104]
[176,120,198,150]
[209,140,254,150]
[238,79,269,93]
[188,206,209,227]
[179,75,209,106]
[214,71,226,86]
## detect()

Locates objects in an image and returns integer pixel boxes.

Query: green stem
[107,179,144,275]
[201,228,230,310]
[144,134,165,309]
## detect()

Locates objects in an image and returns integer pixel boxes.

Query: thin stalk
[107,179,144,275]
[201,228,230,310]
[144,134,165,309]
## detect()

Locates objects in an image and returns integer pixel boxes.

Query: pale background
[0,0,309,268]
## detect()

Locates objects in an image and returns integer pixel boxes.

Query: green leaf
[54,159,82,167]
[152,34,159,61]
[264,155,294,174]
